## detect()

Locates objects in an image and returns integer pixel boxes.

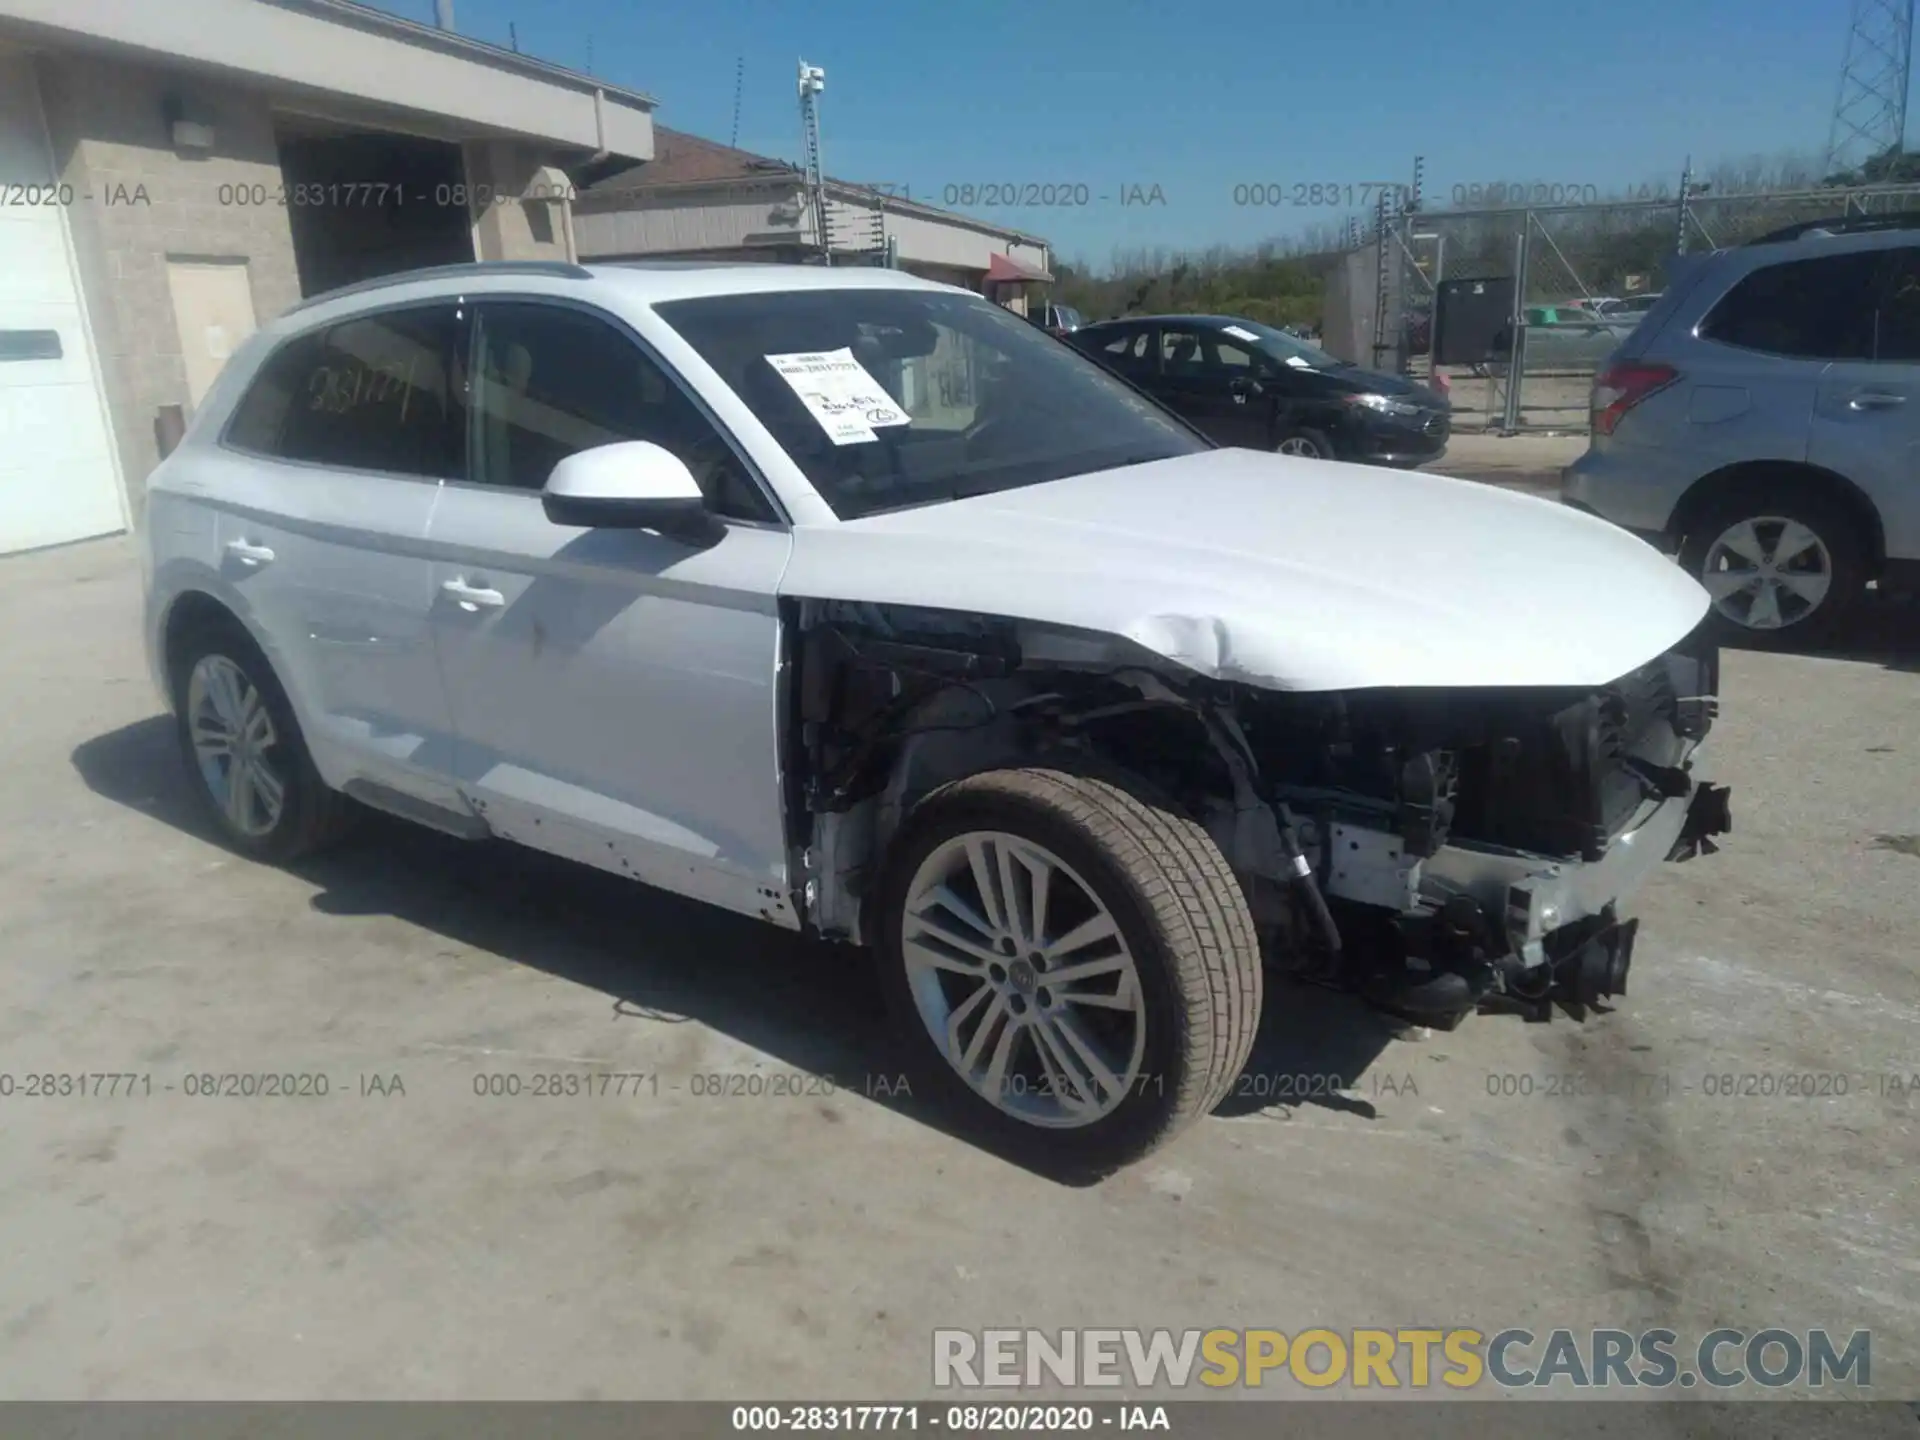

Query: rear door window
[1700,252,1881,361]
[1160,327,1206,376]
[226,305,466,478]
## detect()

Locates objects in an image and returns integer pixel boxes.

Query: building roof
[282,0,658,109]
[0,0,655,157]
[590,127,797,191]
[581,126,1049,249]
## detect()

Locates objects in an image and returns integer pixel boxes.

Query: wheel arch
[1669,460,1886,573]
[785,601,1233,945]
[156,588,243,703]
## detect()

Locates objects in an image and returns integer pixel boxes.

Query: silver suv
[1563,215,1920,643]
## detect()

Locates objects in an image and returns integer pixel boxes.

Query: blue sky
[391,0,1850,266]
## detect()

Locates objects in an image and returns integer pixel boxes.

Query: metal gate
[1378,174,1920,433]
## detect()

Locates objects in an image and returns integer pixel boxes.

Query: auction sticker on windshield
[766,348,911,445]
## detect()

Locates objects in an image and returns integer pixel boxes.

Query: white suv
[143,260,1732,1173]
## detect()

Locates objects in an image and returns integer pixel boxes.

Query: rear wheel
[1679,485,1868,646]
[874,768,1261,1176]
[169,618,355,862]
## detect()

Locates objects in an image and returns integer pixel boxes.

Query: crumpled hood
[778,448,1710,692]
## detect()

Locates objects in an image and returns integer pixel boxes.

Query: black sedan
[1067,314,1450,465]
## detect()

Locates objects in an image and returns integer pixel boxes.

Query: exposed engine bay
[784,599,1733,1026]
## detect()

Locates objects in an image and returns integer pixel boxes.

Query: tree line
[1051,148,1920,324]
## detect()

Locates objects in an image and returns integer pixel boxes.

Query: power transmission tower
[797,61,830,264]
[1824,0,1916,177]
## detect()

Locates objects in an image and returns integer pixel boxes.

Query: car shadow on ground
[1769,590,1920,675]
[72,716,1397,1184]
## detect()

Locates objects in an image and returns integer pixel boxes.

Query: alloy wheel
[1700,516,1833,631]
[186,654,287,837]
[1276,436,1324,457]
[900,831,1148,1128]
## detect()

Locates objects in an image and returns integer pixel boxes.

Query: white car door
[211,302,466,808]
[424,298,797,924]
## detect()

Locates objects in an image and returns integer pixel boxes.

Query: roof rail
[1746,211,1920,245]
[285,261,593,314]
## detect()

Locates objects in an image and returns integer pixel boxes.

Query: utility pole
[1675,157,1693,256]
[798,61,831,265]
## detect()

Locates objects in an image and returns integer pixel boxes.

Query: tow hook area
[1484,912,1639,1023]
[1361,905,1641,1028]
[1669,782,1734,861]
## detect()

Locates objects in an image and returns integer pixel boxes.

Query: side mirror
[542,440,719,540]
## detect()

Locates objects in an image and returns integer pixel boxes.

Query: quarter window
[1872,246,1920,362]
[468,302,775,522]
[226,306,465,478]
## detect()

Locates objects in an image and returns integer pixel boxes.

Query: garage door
[0,56,124,556]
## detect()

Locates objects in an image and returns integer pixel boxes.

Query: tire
[1274,426,1335,460]
[873,768,1262,1177]
[1678,483,1869,648]
[168,615,356,862]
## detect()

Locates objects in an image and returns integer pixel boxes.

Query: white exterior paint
[143,262,1705,930]
[576,183,1051,278]
[0,0,654,158]
[824,196,1050,274]
[0,54,125,554]
[575,186,803,258]
[779,449,1711,691]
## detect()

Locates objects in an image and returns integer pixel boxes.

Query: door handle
[441,577,505,610]
[1848,391,1907,410]
[224,539,275,567]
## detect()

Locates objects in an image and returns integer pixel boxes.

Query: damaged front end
[786,599,1731,1027]
[1224,630,1731,1022]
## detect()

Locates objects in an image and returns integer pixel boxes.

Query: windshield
[1223,319,1345,371]
[655,288,1208,520]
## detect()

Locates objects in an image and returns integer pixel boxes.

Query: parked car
[1068,314,1452,464]
[143,260,1730,1173]
[1029,301,1085,337]
[1565,215,1920,644]
[1476,307,1636,376]
[1591,294,1661,319]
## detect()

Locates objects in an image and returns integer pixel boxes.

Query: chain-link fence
[1375,181,1920,432]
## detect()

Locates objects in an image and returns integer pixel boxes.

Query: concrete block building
[0,0,654,554]
[574,128,1054,306]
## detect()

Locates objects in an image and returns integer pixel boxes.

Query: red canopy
[984,252,1053,285]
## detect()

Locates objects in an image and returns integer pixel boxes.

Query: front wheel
[1679,486,1867,647]
[873,768,1262,1176]
[1274,427,1334,459]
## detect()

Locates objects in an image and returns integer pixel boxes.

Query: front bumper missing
[1320,764,1730,1024]
[1422,779,1705,941]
